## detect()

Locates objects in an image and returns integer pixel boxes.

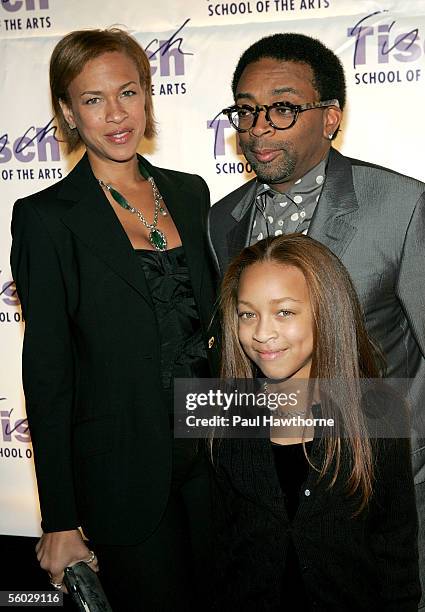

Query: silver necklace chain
[98,174,168,251]
[98,176,166,230]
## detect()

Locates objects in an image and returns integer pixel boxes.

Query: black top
[271,441,312,521]
[271,441,313,611]
[136,246,209,411]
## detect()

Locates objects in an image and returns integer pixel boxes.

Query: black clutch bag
[63,561,113,612]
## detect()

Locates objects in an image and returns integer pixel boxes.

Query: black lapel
[58,154,153,308]
[308,148,359,260]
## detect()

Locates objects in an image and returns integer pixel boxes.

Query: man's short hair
[232,33,346,111]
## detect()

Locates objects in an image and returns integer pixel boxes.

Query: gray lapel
[227,179,258,259]
[308,148,359,260]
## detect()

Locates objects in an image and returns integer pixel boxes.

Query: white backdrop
[1,0,425,536]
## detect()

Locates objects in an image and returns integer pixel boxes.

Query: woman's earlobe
[59,98,75,130]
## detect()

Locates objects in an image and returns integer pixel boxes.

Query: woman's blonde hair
[50,28,156,153]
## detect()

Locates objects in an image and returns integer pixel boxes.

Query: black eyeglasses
[222,99,340,132]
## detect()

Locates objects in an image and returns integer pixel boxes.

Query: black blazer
[10,153,220,545]
[213,435,421,611]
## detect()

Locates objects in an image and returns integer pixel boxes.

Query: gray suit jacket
[208,147,425,605]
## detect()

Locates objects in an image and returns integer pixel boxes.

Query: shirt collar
[230,152,329,222]
[268,155,328,199]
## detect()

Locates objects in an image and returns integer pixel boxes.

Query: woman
[213,234,420,611]
[11,28,219,611]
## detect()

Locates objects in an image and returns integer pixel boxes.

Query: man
[208,33,425,608]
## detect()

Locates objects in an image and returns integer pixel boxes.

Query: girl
[213,233,420,611]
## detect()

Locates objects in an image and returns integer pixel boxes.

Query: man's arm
[396,192,425,357]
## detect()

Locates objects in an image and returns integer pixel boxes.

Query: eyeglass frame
[222,99,340,132]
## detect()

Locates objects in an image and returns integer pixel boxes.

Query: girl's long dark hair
[219,233,382,512]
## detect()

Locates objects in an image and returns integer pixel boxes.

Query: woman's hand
[35,529,99,592]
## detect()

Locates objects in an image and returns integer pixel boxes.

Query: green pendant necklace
[98,161,168,251]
